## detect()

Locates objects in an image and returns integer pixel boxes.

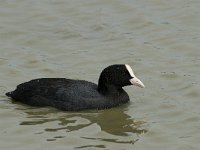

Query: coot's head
[98,64,145,93]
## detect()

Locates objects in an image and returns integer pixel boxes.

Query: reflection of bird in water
[95,107,147,136]
[19,106,147,139]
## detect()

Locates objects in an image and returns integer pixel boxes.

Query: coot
[6,64,145,111]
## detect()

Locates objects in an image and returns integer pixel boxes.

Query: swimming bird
[6,64,145,111]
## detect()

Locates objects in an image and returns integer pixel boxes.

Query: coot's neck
[98,79,122,96]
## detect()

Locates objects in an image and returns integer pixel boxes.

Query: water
[0,0,200,149]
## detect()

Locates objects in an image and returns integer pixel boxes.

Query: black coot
[6,64,145,111]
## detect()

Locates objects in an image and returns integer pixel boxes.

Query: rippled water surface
[0,0,200,150]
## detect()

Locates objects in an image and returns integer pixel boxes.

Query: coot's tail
[6,91,12,97]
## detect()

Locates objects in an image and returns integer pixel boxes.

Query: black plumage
[6,64,144,111]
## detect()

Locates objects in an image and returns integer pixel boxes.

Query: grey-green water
[0,0,200,150]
